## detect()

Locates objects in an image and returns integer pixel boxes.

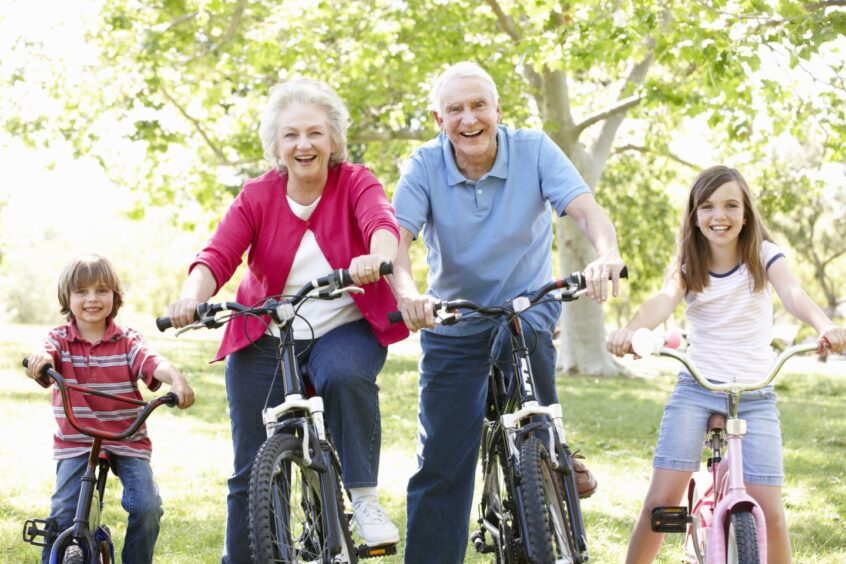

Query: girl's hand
[820,326,846,354]
[25,351,53,380]
[606,328,635,357]
[348,254,390,286]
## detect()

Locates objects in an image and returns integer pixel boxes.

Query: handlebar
[22,358,178,440]
[157,262,393,333]
[630,328,819,394]
[387,266,628,325]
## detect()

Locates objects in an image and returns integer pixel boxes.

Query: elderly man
[390,61,626,563]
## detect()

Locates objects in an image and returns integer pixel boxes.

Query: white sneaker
[351,497,400,546]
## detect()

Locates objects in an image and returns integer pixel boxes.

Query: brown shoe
[572,453,597,499]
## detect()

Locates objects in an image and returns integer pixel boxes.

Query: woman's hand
[606,328,634,357]
[349,254,391,286]
[820,326,846,354]
[167,298,202,329]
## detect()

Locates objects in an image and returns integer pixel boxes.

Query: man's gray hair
[259,78,349,172]
[429,61,499,113]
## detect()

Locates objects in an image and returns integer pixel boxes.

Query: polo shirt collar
[67,319,122,343]
[441,126,509,186]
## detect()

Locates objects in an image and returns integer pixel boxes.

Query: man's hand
[398,294,437,332]
[582,255,627,303]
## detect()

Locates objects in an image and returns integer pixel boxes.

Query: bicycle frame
[427,273,606,564]
[158,265,395,561]
[22,361,176,564]
[634,330,817,564]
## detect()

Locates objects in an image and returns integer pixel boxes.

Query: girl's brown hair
[675,165,772,294]
[57,255,124,321]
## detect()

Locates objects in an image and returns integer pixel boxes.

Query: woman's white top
[684,241,784,384]
[267,196,363,340]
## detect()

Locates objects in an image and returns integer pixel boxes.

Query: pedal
[651,506,690,533]
[471,531,495,554]
[22,518,57,546]
[356,542,398,558]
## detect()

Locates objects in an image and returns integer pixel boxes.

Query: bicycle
[389,268,626,563]
[21,358,178,564]
[631,327,823,564]
[156,264,397,563]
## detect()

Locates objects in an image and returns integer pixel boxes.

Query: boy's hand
[606,328,635,358]
[169,376,195,409]
[25,352,54,380]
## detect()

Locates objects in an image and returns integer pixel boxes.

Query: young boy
[25,254,194,564]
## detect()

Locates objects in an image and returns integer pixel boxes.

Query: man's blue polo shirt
[393,125,591,336]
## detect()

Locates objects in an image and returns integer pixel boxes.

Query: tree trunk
[556,219,625,375]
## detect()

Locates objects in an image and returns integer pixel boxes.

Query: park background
[1,0,845,561]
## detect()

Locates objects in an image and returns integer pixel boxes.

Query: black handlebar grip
[163,392,180,407]
[156,316,173,332]
[22,357,53,389]
[620,266,628,279]
[379,261,393,276]
[387,311,404,324]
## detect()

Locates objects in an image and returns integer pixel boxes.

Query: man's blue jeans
[404,300,560,564]
[42,454,162,564]
[222,319,388,563]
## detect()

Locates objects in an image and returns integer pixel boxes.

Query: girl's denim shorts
[653,373,783,486]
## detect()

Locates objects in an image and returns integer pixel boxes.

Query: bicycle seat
[707,414,726,432]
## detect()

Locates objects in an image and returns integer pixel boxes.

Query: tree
[4,0,845,373]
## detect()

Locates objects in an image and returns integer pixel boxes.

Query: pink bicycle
[631,328,821,564]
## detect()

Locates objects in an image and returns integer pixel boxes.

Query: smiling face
[69,282,114,331]
[433,75,502,175]
[696,180,747,250]
[275,103,336,188]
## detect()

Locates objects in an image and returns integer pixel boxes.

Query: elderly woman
[167,78,408,563]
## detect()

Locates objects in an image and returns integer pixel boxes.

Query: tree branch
[574,94,646,135]
[804,0,846,10]
[159,83,241,166]
[350,129,430,143]
[183,0,248,64]
[613,144,701,170]
[484,0,521,42]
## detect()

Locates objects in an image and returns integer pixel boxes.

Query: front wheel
[519,436,579,563]
[726,510,759,564]
[249,433,357,563]
[62,545,85,564]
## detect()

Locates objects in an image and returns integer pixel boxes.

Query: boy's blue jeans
[42,454,162,564]
[404,300,560,564]
[221,319,388,564]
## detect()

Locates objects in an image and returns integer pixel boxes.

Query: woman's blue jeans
[221,319,388,564]
[42,454,162,564]
[404,300,560,564]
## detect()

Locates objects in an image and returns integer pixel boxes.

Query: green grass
[2,323,844,562]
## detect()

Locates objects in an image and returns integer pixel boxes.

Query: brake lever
[174,315,221,336]
[435,310,460,326]
[317,286,365,299]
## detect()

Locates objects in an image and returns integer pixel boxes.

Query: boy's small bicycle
[157,264,396,563]
[389,268,625,564]
[21,358,178,564]
[632,328,821,564]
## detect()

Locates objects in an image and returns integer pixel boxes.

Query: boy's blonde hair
[58,254,124,321]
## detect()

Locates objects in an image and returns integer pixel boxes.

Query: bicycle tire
[62,544,85,564]
[726,510,759,564]
[249,432,357,563]
[481,441,525,563]
[519,436,579,564]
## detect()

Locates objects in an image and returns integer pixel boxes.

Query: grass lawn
[2,322,844,562]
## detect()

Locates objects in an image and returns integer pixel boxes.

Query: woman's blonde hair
[676,165,772,294]
[259,78,349,172]
[57,254,124,321]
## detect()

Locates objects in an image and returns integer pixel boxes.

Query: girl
[607,165,846,564]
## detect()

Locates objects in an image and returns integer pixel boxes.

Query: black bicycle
[21,359,177,564]
[157,264,396,563]
[390,268,625,563]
